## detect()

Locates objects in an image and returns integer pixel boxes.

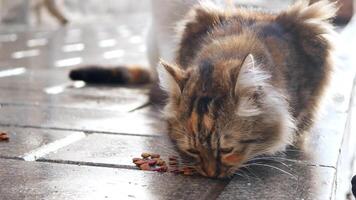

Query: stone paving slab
[0,159,228,200]
[0,85,149,111]
[0,69,70,90]
[41,133,176,167]
[30,101,350,169]
[0,37,147,65]
[0,104,165,136]
[273,103,348,168]
[0,126,81,159]
[217,164,335,200]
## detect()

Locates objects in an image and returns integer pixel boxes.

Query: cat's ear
[235,54,271,117]
[158,60,186,96]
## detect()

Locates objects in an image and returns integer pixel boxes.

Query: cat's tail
[69,65,153,85]
[276,0,337,64]
[276,0,338,41]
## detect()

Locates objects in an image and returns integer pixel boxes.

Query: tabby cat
[70,0,336,178]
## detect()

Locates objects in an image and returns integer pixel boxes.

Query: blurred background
[0,0,353,31]
[0,0,298,27]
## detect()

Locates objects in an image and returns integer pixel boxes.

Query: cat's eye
[220,147,233,154]
[186,148,200,155]
[239,138,266,144]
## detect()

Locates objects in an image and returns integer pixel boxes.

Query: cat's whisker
[171,128,194,139]
[233,171,248,180]
[178,163,196,167]
[251,156,296,162]
[238,169,251,182]
[285,149,304,153]
[246,163,297,180]
[246,157,293,169]
[240,166,261,181]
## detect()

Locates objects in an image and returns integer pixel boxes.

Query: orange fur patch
[189,112,198,134]
[203,114,214,131]
[222,154,243,165]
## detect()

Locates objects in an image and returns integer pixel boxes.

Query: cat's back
[176,1,337,132]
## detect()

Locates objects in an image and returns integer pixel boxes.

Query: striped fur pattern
[159,0,336,178]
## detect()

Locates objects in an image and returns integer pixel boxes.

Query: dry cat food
[0,132,9,141]
[132,153,196,176]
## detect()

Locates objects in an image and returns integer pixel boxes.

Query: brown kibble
[182,166,194,171]
[156,159,166,166]
[141,152,151,158]
[182,167,194,176]
[169,156,178,161]
[151,168,161,172]
[157,166,168,172]
[170,169,180,174]
[183,170,193,176]
[147,159,157,166]
[134,160,147,166]
[139,163,151,171]
[150,154,160,159]
[174,167,195,176]
[0,132,9,141]
[152,166,167,172]
[168,161,178,166]
[132,153,180,174]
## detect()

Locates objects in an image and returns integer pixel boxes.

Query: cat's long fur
[159,0,336,177]
[70,0,336,177]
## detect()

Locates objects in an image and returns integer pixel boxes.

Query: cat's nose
[204,164,216,177]
[206,169,215,177]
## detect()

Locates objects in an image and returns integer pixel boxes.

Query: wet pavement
[1,12,356,200]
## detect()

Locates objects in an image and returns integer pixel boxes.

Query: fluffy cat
[70,0,337,178]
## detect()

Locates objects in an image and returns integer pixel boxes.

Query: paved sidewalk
[0,13,356,200]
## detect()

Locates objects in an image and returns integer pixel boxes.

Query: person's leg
[43,0,68,25]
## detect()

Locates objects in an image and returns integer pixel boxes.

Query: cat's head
[158,54,295,178]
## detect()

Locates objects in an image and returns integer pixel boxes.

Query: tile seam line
[0,123,162,138]
[21,132,87,161]
[36,158,138,170]
[0,101,150,113]
[331,72,356,199]
[0,156,139,170]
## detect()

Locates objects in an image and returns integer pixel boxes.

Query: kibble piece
[150,154,160,159]
[139,163,151,171]
[134,160,147,166]
[170,169,180,174]
[155,159,166,166]
[147,159,157,166]
[169,156,178,161]
[156,166,168,172]
[151,166,167,172]
[141,152,151,158]
[183,170,193,176]
[168,161,178,166]
[0,132,9,141]
[182,167,195,176]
